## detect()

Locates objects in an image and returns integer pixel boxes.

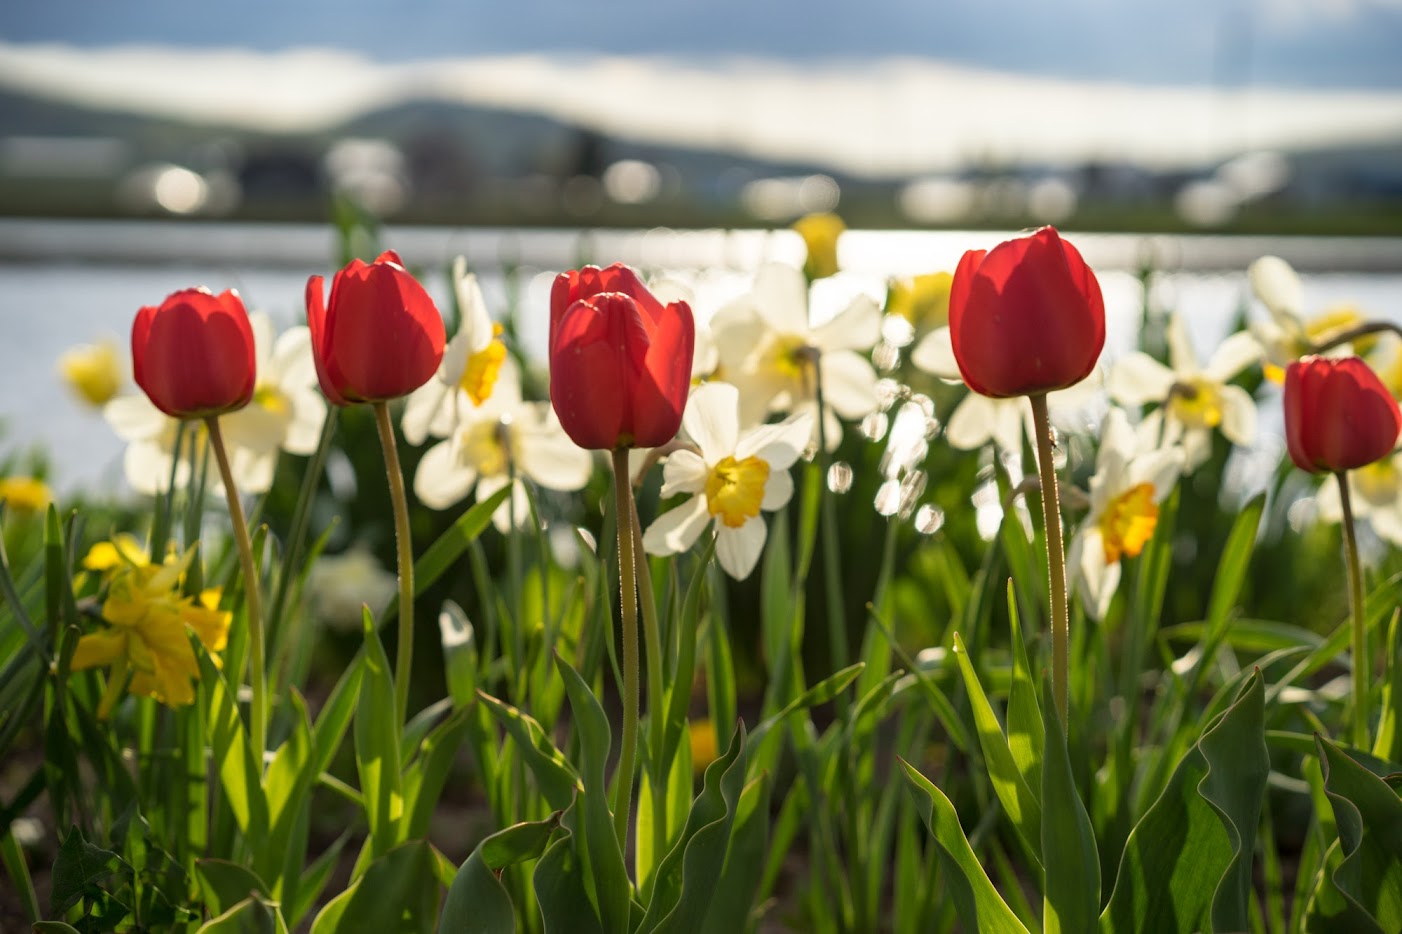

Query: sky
[2,0,1401,89]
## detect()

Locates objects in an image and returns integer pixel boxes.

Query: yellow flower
[791,212,845,280]
[58,340,124,408]
[0,476,51,515]
[688,718,719,774]
[886,272,953,329]
[71,542,230,718]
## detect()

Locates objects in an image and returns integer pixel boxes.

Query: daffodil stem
[611,448,640,852]
[1336,470,1370,749]
[630,492,668,866]
[206,416,267,765]
[813,361,849,688]
[372,402,415,727]
[1029,394,1070,727]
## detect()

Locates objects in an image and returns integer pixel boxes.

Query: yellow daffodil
[1107,315,1259,471]
[58,340,124,408]
[71,541,230,718]
[1248,255,1370,382]
[791,212,845,281]
[1067,409,1184,620]
[643,382,812,579]
[886,272,953,330]
[1315,450,1402,547]
[0,476,52,514]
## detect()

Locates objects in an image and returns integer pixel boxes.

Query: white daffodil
[1248,255,1365,380]
[910,326,1098,459]
[1314,450,1402,548]
[402,259,515,446]
[1067,408,1185,621]
[102,313,324,495]
[1107,315,1259,470]
[709,263,880,449]
[642,381,812,580]
[412,368,592,532]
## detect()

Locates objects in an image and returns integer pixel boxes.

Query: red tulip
[948,226,1105,398]
[305,251,445,406]
[133,288,255,418]
[1285,356,1400,473]
[549,263,694,450]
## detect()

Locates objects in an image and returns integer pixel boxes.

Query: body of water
[2,219,1401,494]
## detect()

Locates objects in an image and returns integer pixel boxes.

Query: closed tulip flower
[133,288,255,418]
[549,263,694,450]
[1285,356,1401,473]
[305,251,446,406]
[949,226,1105,399]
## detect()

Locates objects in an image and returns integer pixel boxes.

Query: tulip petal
[633,300,695,448]
[549,296,634,449]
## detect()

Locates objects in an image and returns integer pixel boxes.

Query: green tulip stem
[1028,394,1070,727]
[1336,470,1370,748]
[629,490,668,863]
[611,448,641,851]
[372,401,415,726]
[206,415,268,767]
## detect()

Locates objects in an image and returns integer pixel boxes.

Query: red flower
[1285,356,1400,473]
[549,263,695,450]
[948,226,1105,398]
[132,288,255,418]
[305,251,445,406]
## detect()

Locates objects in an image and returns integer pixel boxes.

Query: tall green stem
[372,402,415,726]
[630,493,667,867]
[1337,470,1369,748]
[206,416,267,764]
[812,355,849,689]
[611,449,641,850]
[1028,394,1069,726]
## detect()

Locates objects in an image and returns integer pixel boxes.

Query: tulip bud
[306,251,446,406]
[549,263,694,450]
[1284,356,1401,473]
[132,288,256,419]
[948,226,1105,399]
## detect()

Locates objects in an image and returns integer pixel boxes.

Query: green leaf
[439,600,478,710]
[478,690,580,812]
[952,632,1042,868]
[312,648,364,777]
[439,813,561,934]
[383,486,511,623]
[748,662,865,748]
[402,707,472,840]
[258,690,315,891]
[1372,609,1402,763]
[555,653,633,934]
[201,652,269,841]
[288,833,351,929]
[1184,494,1264,695]
[535,800,609,934]
[639,724,748,934]
[195,860,272,918]
[1005,581,1043,797]
[900,759,1030,934]
[1101,671,1268,934]
[50,826,120,916]
[1311,737,1402,932]
[698,773,772,934]
[1041,678,1099,934]
[310,839,444,934]
[197,895,289,934]
[354,609,404,860]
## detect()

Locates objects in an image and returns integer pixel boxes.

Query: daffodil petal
[683,382,740,462]
[1107,353,1176,406]
[716,517,768,580]
[1218,384,1258,447]
[910,326,959,380]
[71,629,127,670]
[1206,331,1264,383]
[819,350,879,420]
[642,495,710,556]
[811,294,881,353]
[1248,255,1303,321]
[760,467,793,511]
[413,439,478,510]
[661,449,709,497]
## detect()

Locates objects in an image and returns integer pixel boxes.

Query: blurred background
[2,0,1401,231]
[2,0,1401,493]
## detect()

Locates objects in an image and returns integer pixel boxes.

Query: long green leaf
[439,813,561,934]
[699,773,772,934]
[1311,737,1402,932]
[1041,678,1099,934]
[310,839,443,934]
[900,759,1030,934]
[382,486,511,623]
[1100,671,1268,934]
[354,609,404,860]
[478,690,580,812]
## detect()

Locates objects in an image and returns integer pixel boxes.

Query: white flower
[402,258,516,446]
[102,313,324,495]
[911,326,1098,460]
[305,547,398,632]
[642,382,812,580]
[710,263,880,449]
[1314,451,1402,547]
[1107,315,1259,470]
[1248,255,1362,376]
[1067,408,1185,621]
[412,366,592,532]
